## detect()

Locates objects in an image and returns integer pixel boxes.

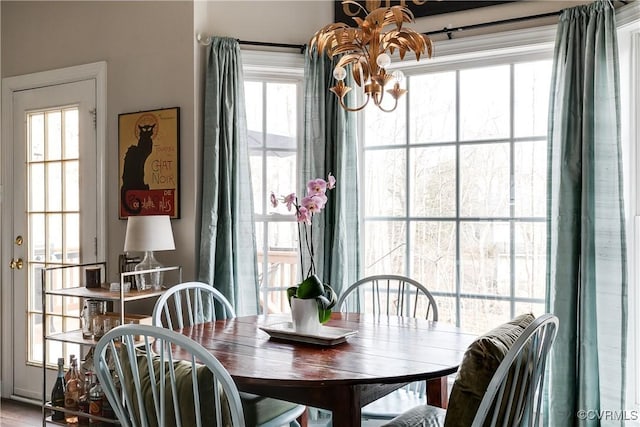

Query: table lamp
[123,215,175,290]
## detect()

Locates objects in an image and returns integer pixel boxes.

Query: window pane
[460,222,510,296]
[514,60,552,138]
[64,213,80,264]
[63,109,79,159]
[364,96,406,146]
[46,111,62,160]
[364,149,406,217]
[266,83,296,149]
[460,143,510,217]
[250,152,264,215]
[245,81,263,149]
[264,222,299,314]
[29,163,45,212]
[46,162,62,212]
[460,298,511,335]
[514,140,546,217]
[460,65,510,141]
[410,72,456,144]
[364,221,406,276]
[266,151,296,216]
[515,222,546,300]
[64,160,79,211]
[411,221,456,294]
[515,301,545,317]
[410,146,456,217]
[434,295,457,327]
[29,113,45,162]
[48,214,63,262]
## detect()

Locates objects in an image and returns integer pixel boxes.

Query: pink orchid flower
[270,192,278,208]
[307,178,327,196]
[302,195,326,213]
[327,173,336,190]
[296,206,311,224]
[284,193,297,211]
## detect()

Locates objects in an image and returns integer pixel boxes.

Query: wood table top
[177,312,475,387]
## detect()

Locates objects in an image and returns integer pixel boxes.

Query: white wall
[1,1,197,284]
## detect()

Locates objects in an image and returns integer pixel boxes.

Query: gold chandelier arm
[376,97,400,113]
[337,93,371,112]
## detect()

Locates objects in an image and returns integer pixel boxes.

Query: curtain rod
[199,1,628,50]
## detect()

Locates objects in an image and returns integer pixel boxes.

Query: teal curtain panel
[545,2,628,425]
[198,37,260,316]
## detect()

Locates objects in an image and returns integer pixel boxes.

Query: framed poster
[119,107,180,218]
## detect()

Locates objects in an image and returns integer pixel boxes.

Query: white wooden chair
[94,324,246,427]
[153,281,306,427]
[336,275,439,421]
[381,313,559,427]
[152,281,236,329]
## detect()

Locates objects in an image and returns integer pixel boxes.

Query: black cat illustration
[121,124,155,214]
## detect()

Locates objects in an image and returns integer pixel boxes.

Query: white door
[2,72,103,400]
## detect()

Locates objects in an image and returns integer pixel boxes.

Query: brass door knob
[9,258,23,270]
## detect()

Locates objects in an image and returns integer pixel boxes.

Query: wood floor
[0,399,42,427]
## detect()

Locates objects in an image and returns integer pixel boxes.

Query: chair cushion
[381,404,446,427]
[121,349,233,427]
[239,392,301,425]
[443,313,535,427]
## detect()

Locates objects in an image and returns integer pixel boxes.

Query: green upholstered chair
[381,313,559,427]
[153,281,306,427]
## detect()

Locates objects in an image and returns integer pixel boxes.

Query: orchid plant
[271,174,338,323]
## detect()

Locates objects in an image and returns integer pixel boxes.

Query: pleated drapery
[198,37,259,317]
[301,49,360,297]
[545,2,628,425]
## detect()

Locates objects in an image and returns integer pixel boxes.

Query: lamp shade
[124,215,175,252]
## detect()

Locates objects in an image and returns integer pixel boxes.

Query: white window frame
[242,50,305,313]
[357,25,556,329]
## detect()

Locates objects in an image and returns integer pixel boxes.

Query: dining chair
[336,274,439,421]
[152,281,306,427]
[380,313,559,427]
[94,323,246,427]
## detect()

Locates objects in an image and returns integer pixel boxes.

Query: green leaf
[318,307,332,323]
[286,286,298,306]
[296,274,324,299]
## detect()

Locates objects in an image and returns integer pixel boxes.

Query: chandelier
[309,1,433,113]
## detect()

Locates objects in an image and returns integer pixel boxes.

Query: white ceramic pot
[291,297,320,335]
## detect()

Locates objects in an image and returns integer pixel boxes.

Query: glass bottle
[65,355,80,424]
[78,371,93,426]
[51,357,66,421]
[88,376,103,427]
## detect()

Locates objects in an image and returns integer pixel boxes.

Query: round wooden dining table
[175,312,476,427]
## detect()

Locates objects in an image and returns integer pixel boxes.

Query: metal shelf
[44,402,120,425]
[42,262,182,427]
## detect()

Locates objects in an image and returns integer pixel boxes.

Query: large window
[244,56,303,314]
[362,58,551,334]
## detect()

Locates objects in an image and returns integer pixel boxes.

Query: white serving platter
[259,322,358,346]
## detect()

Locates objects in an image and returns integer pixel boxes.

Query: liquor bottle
[51,357,66,421]
[78,371,93,426]
[65,355,80,424]
[88,376,103,427]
